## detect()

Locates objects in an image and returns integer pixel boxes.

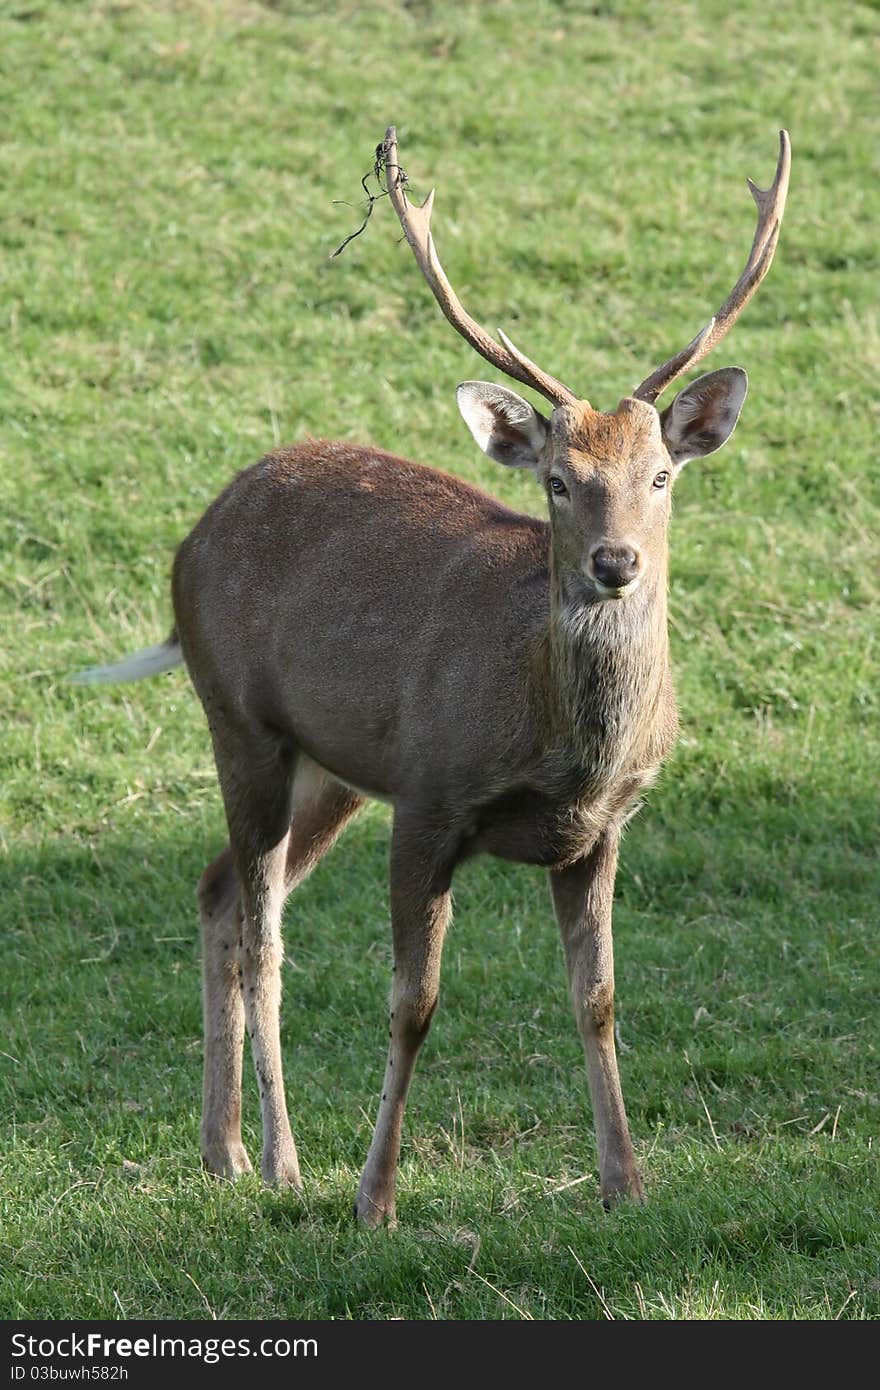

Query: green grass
[1,0,877,1320]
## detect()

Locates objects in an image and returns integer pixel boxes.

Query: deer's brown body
[174,433,676,873]
[77,127,789,1224]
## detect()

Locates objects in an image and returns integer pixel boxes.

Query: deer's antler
[382,126,579,410]
[633,130,791,404]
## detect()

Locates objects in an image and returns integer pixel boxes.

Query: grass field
[1,0,877,1320]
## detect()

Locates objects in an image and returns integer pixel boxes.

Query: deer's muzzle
[588,543,643,598]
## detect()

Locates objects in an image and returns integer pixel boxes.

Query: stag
[77,126,790,1224]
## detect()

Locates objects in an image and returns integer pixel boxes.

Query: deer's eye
[548,476,568,497]
[652,471,670,490]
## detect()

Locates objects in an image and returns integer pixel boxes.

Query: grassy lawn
[1,0,877,1320]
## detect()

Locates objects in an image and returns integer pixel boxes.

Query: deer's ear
[660,367,748,468]
[456,382,549,471]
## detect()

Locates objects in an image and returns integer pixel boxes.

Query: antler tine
[634,130,791,405]
[382,126,579,409]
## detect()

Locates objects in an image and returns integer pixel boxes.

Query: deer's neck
[542,561,670,780]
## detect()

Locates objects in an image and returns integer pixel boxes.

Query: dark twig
[330,133,408,258]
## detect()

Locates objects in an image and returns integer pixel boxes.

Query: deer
[75,126,790,1226]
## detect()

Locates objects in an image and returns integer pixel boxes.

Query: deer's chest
[466,760,657,869]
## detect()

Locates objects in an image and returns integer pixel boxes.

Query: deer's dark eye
[548,476,568,497]
[652,471,670,490]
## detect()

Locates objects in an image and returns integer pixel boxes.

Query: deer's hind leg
[199,843,252,1178]
[199,745,363,1186]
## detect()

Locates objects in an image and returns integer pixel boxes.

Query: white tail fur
[72,637,182,685]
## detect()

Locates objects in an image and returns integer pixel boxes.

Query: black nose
[591,544,640,590]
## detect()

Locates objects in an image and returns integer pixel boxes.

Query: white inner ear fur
[662,367,748,468]
[456,381,549,470]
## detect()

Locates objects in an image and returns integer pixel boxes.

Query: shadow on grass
[4,760,876,1123]
[2,773,877,1317]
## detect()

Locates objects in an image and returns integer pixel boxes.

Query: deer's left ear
[660,367,748,468]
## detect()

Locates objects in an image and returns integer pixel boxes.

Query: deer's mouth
[592,576,642,600]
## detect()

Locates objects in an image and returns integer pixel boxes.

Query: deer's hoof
[201,1140,254,1180]
[354,1185,397,1229]
[601,1168,645,1208]
[261,1145,303,1191]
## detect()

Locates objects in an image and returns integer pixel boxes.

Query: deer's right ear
[456,382,549,471]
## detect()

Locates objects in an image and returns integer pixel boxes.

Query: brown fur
[165,385,713,1223]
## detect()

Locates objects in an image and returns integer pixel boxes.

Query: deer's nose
[589,544,641,592]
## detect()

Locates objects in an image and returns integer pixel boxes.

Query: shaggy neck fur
[546,551,670,782]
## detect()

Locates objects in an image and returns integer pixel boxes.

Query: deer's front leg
[355,819,453,1228]
[549,828,644,1205]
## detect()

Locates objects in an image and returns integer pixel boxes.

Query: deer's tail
[71,630,183,685]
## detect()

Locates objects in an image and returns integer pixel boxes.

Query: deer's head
[455,373,746,604]
[383,126,789,606]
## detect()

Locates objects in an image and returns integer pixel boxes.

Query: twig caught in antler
[329,133,403,259]
[382,125,579,408]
